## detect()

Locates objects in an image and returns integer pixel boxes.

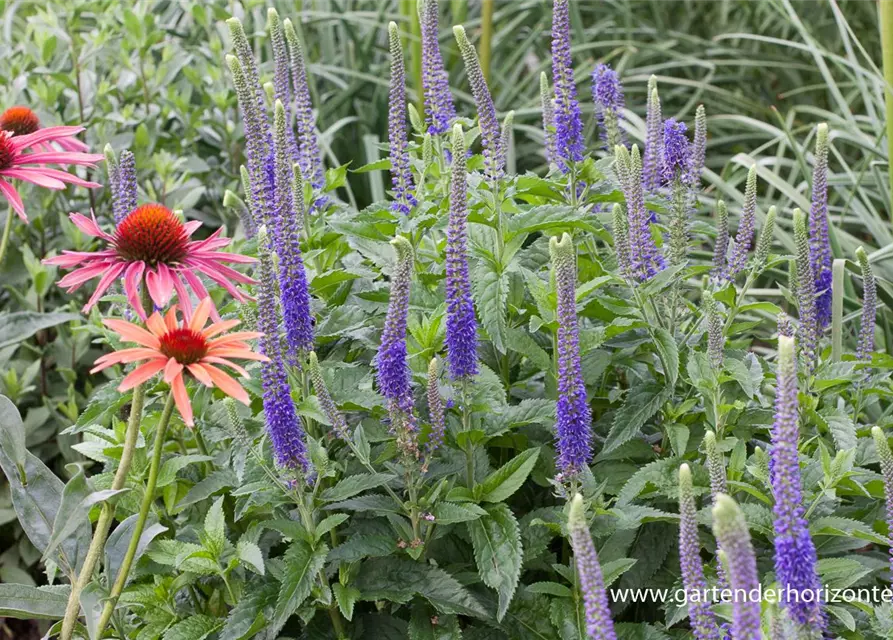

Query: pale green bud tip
[612,203,622,216]
[453,25,468,44]
[103,144,117,165]
[712,493,743,527]
[274,99,285,118]
[817,122,828,143]
[267,7,279,22]
[856,246,868,264]
[568,493,586,531]
[650,88,659,103]
[226,55,241,72]
[705,430,716,447]
[452,123,464,147]
[778,334,795,366]
[549,232,574,262]
[872,426,886,442]
[388,21,399,38]
[308,350,319,369]
[428,357,439,375]
[678,463,692,490]
[540,71,548,88]
[747,164,757,181]
[391,235,414,262]
[793,208,806,234]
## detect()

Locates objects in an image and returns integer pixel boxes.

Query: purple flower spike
[678,465,721,640]
[711,495,761,640]
[703,430,728,591]
[550,234,593,477]
[425,358,446,459]
[108,148,138,224]
[770,335,825,633]
[856,247,876,361]
[551,0,584,166]
[689,105,707,186]
[377,236,419,458]
[793,209,819,370]
[445,125,478,380]
[454,26,503,182]
[643,77,664,193]
[418,0,455,135]
[728,166,758,277]
[808,124,832,328]
[388,22,418,215]
[256,228,311,475]
[309,351,349,441]
[591,63,625,150]
[614,144,665,281]
[568,494,617,640]
[540,72,558,164]
[711,200,729,280]
[283,19,326,192]
[661,118,691,184]
[274,101,314,356]
[872,427,893,578]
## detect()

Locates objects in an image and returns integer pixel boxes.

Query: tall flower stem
[60,284,153,640]
[95,393,177,638]
[60,382,147,640]
[461,379,474,488]
[0,205,13,267]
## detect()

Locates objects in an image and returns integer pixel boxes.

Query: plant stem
[881,0,893,216]
[59,383,147,640]
[479,0,494,82]
[0,206,13,267]
[95,393,177,638]
[461,380,474,488]
[831,258,846,361]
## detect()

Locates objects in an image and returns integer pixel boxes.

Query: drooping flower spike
[0,106,90,153]
[567,494,617,640]
[91,297,267,427]
[0,127,103,222]
[44,204,255,320]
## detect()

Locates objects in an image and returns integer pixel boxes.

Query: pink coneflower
[44,203,255,319]
[90,297,268,426]
[0,125,102,222]
[0,106,91,152]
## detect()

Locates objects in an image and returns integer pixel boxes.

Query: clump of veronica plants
[0,4,890,640]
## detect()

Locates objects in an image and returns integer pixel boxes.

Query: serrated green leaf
[321,473,396,502]
[653,328,678,387]
[324,494,402,514]
[328,535,396,563]
[506,205,594,236]
[468,503,522,621]
[473,259,509,353]
[237,539,264,575]
[273,541,328,629]
[432,501,487,525]
[333,583,360,621]
[219,580,278,640]
[162,614,222,640]
[157,454,213,488]
[203,496,226,556]
[603,385,666,454]
[0,584,69,620]
[356,557,486,618]
[478,447,540,503]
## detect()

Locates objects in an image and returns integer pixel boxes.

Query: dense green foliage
[0,1,891,639]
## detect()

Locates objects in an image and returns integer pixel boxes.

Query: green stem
[0,205,14,267]
[831,258,846,361]
[880,0,893,216]
[95,393,177,638]
[461,381,474,488]
[59,383,147,640]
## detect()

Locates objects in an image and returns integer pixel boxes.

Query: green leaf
[106,515,167,585]
[0,311,80,350]
[324,494,402,515]
[157,454,213,488]
[163,614,222,640]
[615,458,681,506]
[315,513,350,541]
[653,329,679,387]
[0,395,26,470]
[473,259,509,353]
[202,496,227,557]
[355,557,487,618]
[506,205,594,236]
[273,541,328,629]
[432,502,487,525]
[67,382,132,435]
[506,327,552,372]
[237,539,264,575]
[526,582,573,598]
[817,557,872,590]
[328,535,396,563]
[333,583,361,621]
[601,558,638,587]
[0,584,69,620]
[478,448,540,503]
[603,385,666,454]
[468,504,523,621]
[219,580,278,640]
[321,473,396,502]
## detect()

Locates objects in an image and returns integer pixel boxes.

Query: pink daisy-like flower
[91,297,268,426]
[44,203,256,320]
[0,106,91,153]
[0,123,102,222]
